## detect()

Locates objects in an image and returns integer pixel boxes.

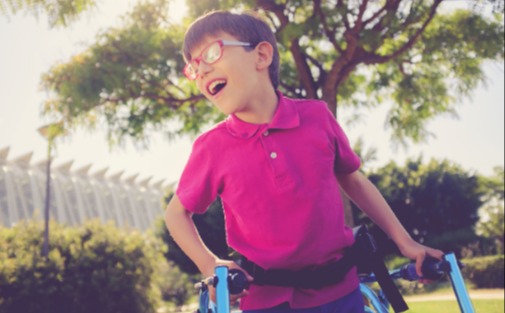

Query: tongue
[214,82,226,94]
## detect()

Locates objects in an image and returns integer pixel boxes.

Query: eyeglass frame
[183,40,253,80]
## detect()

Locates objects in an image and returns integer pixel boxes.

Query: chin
[214,104,233,115]
[214,102,236,115]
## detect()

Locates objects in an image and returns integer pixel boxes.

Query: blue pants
[242,288,365,313]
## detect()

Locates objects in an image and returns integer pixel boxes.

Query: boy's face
[188,32,264,115]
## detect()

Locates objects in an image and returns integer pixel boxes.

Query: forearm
[165,195,218,276]
[337,171,445,269]
[337,171,412,247]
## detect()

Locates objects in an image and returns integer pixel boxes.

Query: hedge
[0,220,169,313]
[462,254,504,288]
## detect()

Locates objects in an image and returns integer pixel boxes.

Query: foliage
[41,0,210,143]
[0,0,96,28]
[39,0,504,146]
[461,254,505,288]
[155,195,229,274]
[476,166,504,253]
[352,137,378,169]
[475,0,505,14]
[357,158,483,254]
[156,260,194,306]
[378,7,504,143]
[0,220,168,313]
[425,228,498,258]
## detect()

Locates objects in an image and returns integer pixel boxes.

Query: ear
[255,41,274,70]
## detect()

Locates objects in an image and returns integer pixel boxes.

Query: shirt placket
[259,128,293,188]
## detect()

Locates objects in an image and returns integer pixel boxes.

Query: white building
[0,146,171,231]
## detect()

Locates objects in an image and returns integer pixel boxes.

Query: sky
[0,0,503,188]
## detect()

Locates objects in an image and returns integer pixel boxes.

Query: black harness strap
[239,225,409,313]
[352,226,408,313]
[371,256,409,312]
[240,253,355,290]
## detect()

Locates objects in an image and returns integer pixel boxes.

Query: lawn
[406,299,504,312]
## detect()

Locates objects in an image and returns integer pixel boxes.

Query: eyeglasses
[183,40,252,80]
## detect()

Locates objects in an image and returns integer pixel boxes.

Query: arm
[165,195,252,301]
[336,171,444,275]
[165,194,218,277]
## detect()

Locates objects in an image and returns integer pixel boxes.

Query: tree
[40,0,504,144]
[359,158,484,254]
[39,0,504,225]
[476,166,504,253]
[0,0,96,28]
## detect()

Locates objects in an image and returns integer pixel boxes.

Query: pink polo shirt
[176,93,361,310]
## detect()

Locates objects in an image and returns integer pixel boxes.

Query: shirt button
[263,130,269,136]
[270,152,277,159]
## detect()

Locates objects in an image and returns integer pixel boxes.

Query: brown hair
[183,10,280,89]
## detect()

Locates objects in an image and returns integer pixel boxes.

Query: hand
[203,259,254,306]
[397,239,444,279]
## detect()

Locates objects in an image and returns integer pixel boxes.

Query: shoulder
[282,96,333,124]
[192,121,228,148]
[284,96,331,116]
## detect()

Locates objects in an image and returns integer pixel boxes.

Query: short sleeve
[324,106,361,174]
[176,135,220,214]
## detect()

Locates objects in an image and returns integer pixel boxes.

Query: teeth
[208,79,227,95]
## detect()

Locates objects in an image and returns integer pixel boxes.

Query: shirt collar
[226,91,300,139]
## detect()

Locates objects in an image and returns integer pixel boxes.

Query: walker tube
[444,253,475,313]
[215,266,230,313]
[360,284,389,313]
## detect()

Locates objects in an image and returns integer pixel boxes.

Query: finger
[424,247,443,260]
[431,248,445,260]
[415,252,426,277]
[195,276,215,290]
[232,289,249,298]
[229,290,249,305]
[244,271,254,282]
[209,288,216,303]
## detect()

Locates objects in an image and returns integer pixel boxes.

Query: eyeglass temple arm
[221,40,251,46]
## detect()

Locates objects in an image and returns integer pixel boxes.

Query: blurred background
[0,1,503,312]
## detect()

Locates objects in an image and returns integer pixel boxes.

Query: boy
[165,10,443,313]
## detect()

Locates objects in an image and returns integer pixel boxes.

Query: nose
[197,61,213,79]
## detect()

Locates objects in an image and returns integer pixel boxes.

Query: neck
[234,87,279,124]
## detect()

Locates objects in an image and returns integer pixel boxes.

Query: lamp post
[37,122,66,258]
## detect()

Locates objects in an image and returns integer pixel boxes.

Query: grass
[399,285,504,313]
[406,299,504,313]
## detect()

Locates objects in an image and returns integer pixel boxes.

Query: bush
[462,255,504,288]
[0,220,167,313]
[157,260,195,306]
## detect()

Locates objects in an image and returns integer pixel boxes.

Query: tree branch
[363,0,401,31]
[313,0,344,54]
[257,0,316,98]
[103,89,204,109]
[305,52,326,85]
[352,0,369,31]
[363,0,443,65]
[290,40,317,98]
[336,0,351,30]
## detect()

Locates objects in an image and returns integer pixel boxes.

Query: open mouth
[207,79,227,96]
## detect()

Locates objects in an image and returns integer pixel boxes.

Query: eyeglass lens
[203,42,222,63]
[188,42,222,76]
